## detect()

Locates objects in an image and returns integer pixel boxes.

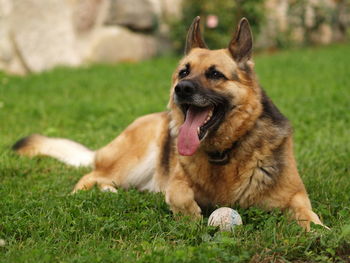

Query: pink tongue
[178,106,211,156]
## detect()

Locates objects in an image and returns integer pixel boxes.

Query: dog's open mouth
[178,104,224,156]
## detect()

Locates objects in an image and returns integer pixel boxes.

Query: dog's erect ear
[185,16,208,55]
[228,18,253,63]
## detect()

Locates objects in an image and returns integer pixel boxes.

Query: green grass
[1,44,349,262]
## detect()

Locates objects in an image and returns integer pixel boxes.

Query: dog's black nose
[175,81,196,97]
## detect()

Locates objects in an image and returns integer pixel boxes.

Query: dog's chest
[186,158,277,207]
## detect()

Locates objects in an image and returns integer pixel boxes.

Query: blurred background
[0,0,349,75]
[1,2,350,261]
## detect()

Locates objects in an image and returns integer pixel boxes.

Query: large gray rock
[0,0,27,75]
[9,0,80,73]
[85,26,158,63]
[0,32,27,75]
[256,0,285,48]
[160,0,183,18]
[71,0,110,34]
[105,0,157,31]
[256,0,348,48]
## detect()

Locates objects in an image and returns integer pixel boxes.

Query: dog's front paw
[170,200,202,219]
[166,189,202,219]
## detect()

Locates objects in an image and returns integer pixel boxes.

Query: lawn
[0,44,349,262]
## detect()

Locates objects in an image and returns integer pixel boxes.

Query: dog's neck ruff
[206,141,238,165]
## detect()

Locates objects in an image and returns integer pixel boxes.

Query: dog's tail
[12,134,95,167]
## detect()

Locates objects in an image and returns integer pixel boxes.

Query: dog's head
[169,17,263,156]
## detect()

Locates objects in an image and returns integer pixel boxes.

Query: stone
[0,239,6,247]
[256,0,289,49]
[105,0,157,31]
[0,0,12,17]
[0,34,27,75]
[71,0,110,35]
[310,23,333,44]
[160,0,183,18]
[0,0,13,64]
[290,27,305,44]
[9,0,81,73]
[0,0,27,75]
[85,26,158,63]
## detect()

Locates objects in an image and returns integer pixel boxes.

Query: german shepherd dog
[13,17,326,231]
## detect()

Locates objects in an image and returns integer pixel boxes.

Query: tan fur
[13,18,327,231]
[14,134,46,157]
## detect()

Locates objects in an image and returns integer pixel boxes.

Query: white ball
[208,207,243,231]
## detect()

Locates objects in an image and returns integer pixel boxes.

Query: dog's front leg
[165,164,201,219]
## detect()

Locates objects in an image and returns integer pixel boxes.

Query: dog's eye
[178,68,190,79]
[206,69,226,80]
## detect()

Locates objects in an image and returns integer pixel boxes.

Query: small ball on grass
[208,207,243,231]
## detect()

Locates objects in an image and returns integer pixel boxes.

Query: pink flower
[206,15,219,28]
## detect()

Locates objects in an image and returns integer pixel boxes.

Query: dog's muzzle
[174,80,211,107]
[174,80,196,103]
[173,80,231,156]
